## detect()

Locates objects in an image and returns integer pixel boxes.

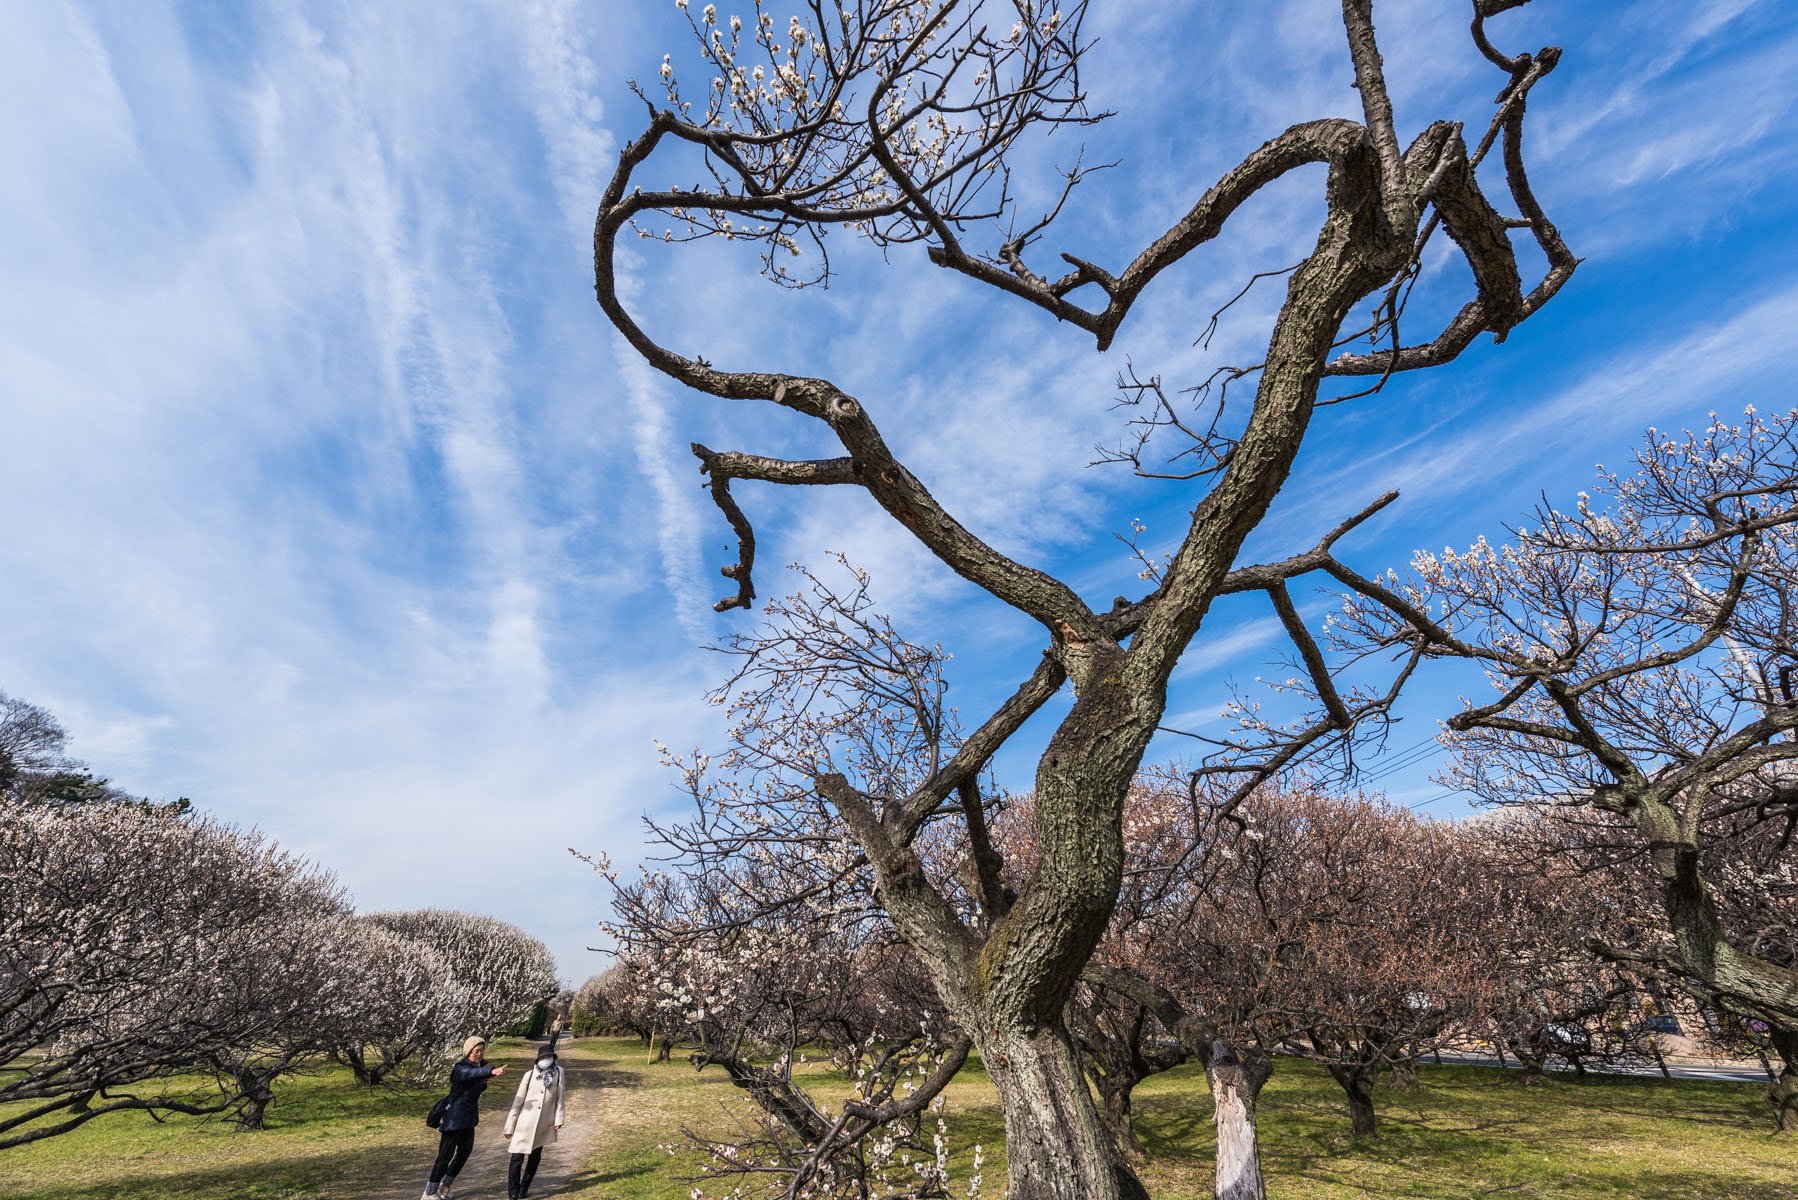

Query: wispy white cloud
[0,0,721,979]
[1350,283,1798,513]
[520,0,713,637]
[3,0,1794,974]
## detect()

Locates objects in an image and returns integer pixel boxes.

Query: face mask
[537,1058,553,1070]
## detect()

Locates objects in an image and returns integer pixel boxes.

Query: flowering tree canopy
[349,908,559,1084]
[207,909,379,1128]
[1333,409,1798,1128]
[0,689,186,813]
[0,804,344,1147]
[325,916,467,1086]
[1,689,567,1136]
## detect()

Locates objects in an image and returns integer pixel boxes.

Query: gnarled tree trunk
[1510,1041,1547,1085]
[1075,995,1188,1165]
[1325,1062,1381,1139]
[980,1020,1149,1200]
[1769,1028,1798,1133]
[1095,1077,1144,1165]
[234,1070,274,1130]
[1383,1049,1421,1091]
[1204,1041,1272,1200]
[339,1046,383,1087]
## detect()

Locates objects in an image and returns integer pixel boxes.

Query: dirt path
[374,1044,608,1200]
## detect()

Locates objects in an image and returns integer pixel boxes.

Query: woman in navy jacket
[422,1036,505,1199]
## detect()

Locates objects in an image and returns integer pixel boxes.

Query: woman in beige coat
[500,1043,565,1199]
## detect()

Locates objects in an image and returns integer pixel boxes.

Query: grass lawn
[592,1041,1793,1200]
[5,1037,1791,1198]
[2,1036,546,1199]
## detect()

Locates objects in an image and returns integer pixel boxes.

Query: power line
[1357,745,1438,782]
[1353,734,1444,783]
[1408,788,1477,813]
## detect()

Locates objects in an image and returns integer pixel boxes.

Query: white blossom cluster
[632,0,1093,285]
[0,800,561,1142]
[0,803,348,1141]
[1325,406,1798,1051]
[346,908,560,1083]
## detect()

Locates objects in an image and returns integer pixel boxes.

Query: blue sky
[2,0,1795,982]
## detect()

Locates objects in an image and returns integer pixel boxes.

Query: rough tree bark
[596,2,1573,1194]
[1321,1058,1383,1140]
[1509,1040,1548,1086]
[1096,1082,1142,1166]
[1204,1041,1273,1200]
[1644,813,1798,1029]
[234,1069,274,1131]
[342,1049,384,1088]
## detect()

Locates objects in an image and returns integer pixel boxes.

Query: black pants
[508,1146,544,1196]
[429,1127,474,1185]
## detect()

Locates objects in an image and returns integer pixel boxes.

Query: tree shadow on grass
[1132,1092,1216,1159]
[10,1138,424,1200]
[574,1066,645,1092]
[1124,1066,1785,1200]
[566,1159,662,1188]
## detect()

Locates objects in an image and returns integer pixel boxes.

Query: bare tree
[597,3,1575,1193]
[0,690,74,798]
[1335,409,1798,1128]
[0,688,191,813]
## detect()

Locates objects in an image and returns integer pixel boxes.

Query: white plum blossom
[0,805,344,1144]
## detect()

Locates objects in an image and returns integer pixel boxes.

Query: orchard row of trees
[586,766,1790,1199]
[0,693,559,1146]
[593,1,1798,1198]
[581,408,1798,1199]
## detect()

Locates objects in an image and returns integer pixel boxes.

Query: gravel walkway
[373,1049,606,1200]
